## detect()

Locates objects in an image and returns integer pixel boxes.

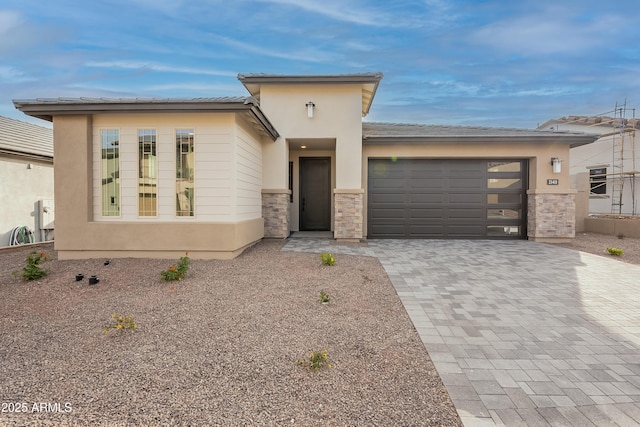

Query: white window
[101,130,120,216]
[176,129,194,216]
[138,129,157,216]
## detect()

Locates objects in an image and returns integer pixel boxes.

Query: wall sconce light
[306,101,315,118]
[551,157,562,174]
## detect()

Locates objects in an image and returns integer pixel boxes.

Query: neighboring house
[0,116,54,247]
[539,116,640,216]
[14,73,597,260]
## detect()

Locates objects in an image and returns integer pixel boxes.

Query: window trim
[138,128,158,218]
[175,128,195,218]
[100,128,121,218]
[589,167,607,196]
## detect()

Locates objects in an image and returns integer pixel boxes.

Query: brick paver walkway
[283,238,640,426]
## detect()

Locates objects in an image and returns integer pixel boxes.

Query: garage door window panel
[488,208,521,219]
[367,158,527,239]
[488,161,521,172]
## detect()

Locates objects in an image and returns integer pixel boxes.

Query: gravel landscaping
[558,231,640,265]
[0,240,461,426]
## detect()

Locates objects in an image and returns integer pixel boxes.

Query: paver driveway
[283,238,640,426]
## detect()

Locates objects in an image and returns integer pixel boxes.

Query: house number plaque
[547,179,559,185]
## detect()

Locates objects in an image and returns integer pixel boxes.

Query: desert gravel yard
[0,240,461,426]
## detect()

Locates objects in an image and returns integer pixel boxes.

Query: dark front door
[300,157,331,231]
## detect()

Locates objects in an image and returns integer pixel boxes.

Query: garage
[367,158,527,239]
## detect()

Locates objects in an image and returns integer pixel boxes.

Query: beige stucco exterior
[52,114,265,259]
[14,72,597,259]
[258,84,363,188]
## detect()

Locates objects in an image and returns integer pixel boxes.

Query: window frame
[589,167,607,196]
[175,129,195,217]
[100,128,121,218]
[138,128,158,217]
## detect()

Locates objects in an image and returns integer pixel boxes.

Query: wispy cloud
[250,0,431,28]
[472,7,627,56]
[212,35,340,63]
[0,9,64,54]
[0,66,31,83]
[85,61,236,77]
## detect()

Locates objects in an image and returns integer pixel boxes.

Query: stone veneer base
[527,191,576,240]
[334,190,364,240]
[262,190,290,239]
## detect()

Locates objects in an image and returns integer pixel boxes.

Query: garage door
[367,159,527,239]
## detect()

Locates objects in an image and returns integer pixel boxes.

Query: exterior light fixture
[300,145,307,149]
[551,157,562,174]
[306,101,315,118]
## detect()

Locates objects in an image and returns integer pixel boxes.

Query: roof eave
[363,135,599,148]
[237,73,384,117]
[0,148,53,162]
[13,98,280,141]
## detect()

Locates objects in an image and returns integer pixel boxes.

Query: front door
[299,157,331,231]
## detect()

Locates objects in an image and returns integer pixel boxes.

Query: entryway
[299,157,331,231]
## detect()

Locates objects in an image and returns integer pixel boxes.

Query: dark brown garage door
[367,159,527,239]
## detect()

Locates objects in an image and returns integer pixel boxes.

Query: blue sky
[1,0,639,129]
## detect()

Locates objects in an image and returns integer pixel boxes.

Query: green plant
[320,253,335,266]
[103,313,137,333]
[297,349,332,370]
[319,290,331,304]
[606,247,624,256]
[13,251,48,281]
[161,252,190,281]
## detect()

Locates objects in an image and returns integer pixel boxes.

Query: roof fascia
[0,148,53,162]
[237,73,383,117]
[13,98,280,141]
[363,135,599,148]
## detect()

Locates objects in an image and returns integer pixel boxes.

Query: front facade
[539,116,640,216]
[14,74,597,259]
[0,116,54,246]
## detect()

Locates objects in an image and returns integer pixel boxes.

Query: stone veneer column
[261,189,291,238]
[527,190,576,242]
[333,189,364,240]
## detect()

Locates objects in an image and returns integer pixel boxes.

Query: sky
[1,0,639,129]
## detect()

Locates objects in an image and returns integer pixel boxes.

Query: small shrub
[606,247,624,256]
[14,251,48,281]
[103,314,137,333]
[297,349,332,370]
[319,290,331,304]
[161,252,190,281]
[320,253,335,266]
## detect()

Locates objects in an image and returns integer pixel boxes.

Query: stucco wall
[0,155,54,246]
[259,84,363,190]
[53,113,264,259]
[540,122,639,216]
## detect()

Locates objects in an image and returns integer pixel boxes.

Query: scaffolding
[559,103,639,216]
[604,102,638,215]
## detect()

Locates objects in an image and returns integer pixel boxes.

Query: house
[0,116,54,247]
[13,73,597,260]
[539,116,639,216]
